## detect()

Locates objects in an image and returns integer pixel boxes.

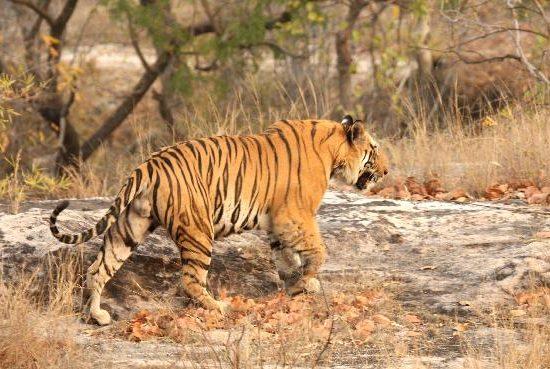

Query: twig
[506,0,549,84]
[127,15,152,73]
[8,0,54,26]
[311,277,334,369]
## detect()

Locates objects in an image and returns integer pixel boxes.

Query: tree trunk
[335,1,367,112]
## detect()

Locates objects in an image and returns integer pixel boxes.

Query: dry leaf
[485,185,505,200]
[420,265,437,270]
[406,330,422,337]
[524,186,541,199]
[355,319,375,339]
[453,323,469,332]
[405,177,427,196]
[443,189,471,201]
[510,309,526,317]
[404,314,422,324]
[458,300,473,306]
[378,186,397,198]
[424,179,445,196]
[229,295,255,312]
[310,319,331,340]
[411,194,426,201]
[342,307,361,323]
[372,314,392,327]
[534,231,550,239]
[528,193,549,205]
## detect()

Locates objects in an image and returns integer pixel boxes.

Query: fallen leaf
[528,193,549,205]
[378,186,397,198]
[372,314,392,327]
[405,177,427,196]
[229,295,256,312]
[442,189,471,201]
[355,319,375,339]
[523,186,541,199]
[310,319,331,340]
[485,185,505,200]
[534,231,550,239]
[411,194,426,201]
[510,309,526,317]
[404,314,422,324]
[453,323,469,332]
[420,265,437,270]
[406,330,422,337]
[458,300,473,307]
[424,179,445,196]
[342,307,361,323]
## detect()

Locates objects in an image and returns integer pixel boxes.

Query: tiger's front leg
[270,215,326,295]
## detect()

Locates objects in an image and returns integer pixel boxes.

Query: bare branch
[80,51,172,161]
[8,0,54,26]
[506,0,549,84]
[127,16,152,73]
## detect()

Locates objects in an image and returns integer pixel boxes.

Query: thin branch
[80,51,171,161]
[127,16,152,73]
[506,0,549,84]
[450,28,547,51]
[243,41,308,59]
[417,46,522,65]
[8,0,54,26]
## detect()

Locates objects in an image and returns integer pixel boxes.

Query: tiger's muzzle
[355,167,388,190]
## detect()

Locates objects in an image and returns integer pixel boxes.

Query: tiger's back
[49,116,388,325]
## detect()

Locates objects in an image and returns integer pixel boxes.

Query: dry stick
[127,15,152,73]
[8,0,55,26]
[506,0,549,85]
[311,277,334,369]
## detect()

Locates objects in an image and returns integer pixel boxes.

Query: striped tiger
[49,115,388,325]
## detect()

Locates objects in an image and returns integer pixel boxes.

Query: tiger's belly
[213,207,270,239]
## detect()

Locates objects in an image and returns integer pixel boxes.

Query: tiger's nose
[384,169,388,176]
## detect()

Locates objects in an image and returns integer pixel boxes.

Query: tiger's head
[332,115,389,190]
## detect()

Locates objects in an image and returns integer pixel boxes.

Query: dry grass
[462,288,550,369]
[383,102,550,196]
[0,252,89,369]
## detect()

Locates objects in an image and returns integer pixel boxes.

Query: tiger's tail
[49,166,149,244]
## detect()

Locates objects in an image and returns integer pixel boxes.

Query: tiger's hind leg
[86,197,154,325]
[170,216,230,314]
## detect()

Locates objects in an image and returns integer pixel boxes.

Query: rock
[1,192,549,320]
[2,190,549,368]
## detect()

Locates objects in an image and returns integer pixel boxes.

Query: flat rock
[1,190,549,368]
[1,191,549,318]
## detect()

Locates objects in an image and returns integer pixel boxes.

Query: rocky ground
[1,190,549,368]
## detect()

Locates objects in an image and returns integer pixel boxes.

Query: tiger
[49,115,388,325]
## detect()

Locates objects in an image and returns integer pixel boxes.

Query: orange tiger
[49,115,388,325]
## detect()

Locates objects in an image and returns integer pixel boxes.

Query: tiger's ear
[345,120,366,145]
[341,115,353,126]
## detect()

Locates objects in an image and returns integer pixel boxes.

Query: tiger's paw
[287,277,321,296]
[90,308,112,326]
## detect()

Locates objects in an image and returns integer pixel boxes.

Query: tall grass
[0,252,89,369]
[386,103,550,195]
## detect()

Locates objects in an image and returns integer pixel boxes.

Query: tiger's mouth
[355,171,379,190]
